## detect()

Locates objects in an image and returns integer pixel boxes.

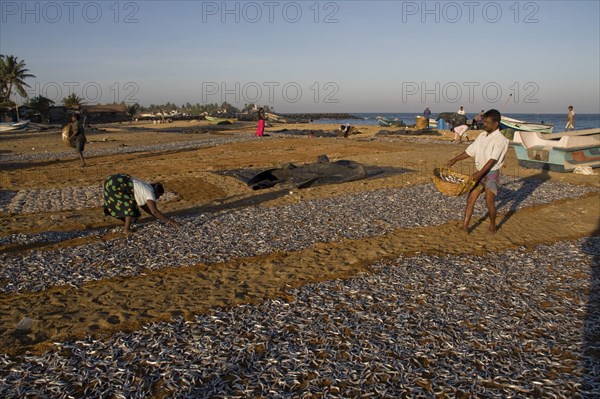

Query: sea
[314,113,600,131]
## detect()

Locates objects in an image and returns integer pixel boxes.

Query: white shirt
[465,129,509,171]
[131,176,156,206]
[457,109,466,115]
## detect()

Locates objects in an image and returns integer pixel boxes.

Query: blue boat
[512,128,600,172]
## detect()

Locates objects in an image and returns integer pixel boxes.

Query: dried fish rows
[0,131,453,165]
[0,133,260,164]
[0,185,178,214]
[0,178,596,294]
[0,238,598,398]
[1,133,599,398]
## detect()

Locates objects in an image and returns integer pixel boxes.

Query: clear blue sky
[2,0,599,113]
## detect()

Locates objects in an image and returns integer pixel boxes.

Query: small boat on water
[500,116,554,133]
[512,128,600,172]
[0,119,29,132]
[204,116,238,125]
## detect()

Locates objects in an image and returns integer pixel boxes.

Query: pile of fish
[438,172,468,184]
[0,186,178,215]
[0,238,598,397]
[1,166,598,397]
[1,178,597,295]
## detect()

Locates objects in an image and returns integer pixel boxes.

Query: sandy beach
[1,120,599,397]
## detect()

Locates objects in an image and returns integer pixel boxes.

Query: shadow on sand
[174,188,291,222]
[470,167,551,232]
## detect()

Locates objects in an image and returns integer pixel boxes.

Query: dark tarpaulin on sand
[247,156,368,190]
[436,112,468,127]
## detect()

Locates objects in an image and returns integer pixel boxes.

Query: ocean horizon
[313,112,600,131]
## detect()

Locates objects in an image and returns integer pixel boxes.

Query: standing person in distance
[565,105,575,132]
[423,106,431,127]
[256,107,266,137]
[68,113,87,167]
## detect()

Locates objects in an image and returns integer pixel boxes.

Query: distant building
[17,106,41,123]
[81,104,128,124]
[48,106,70,124]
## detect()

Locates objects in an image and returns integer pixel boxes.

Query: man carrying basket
[446,109,509,234]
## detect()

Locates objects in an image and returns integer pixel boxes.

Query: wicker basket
[432,166,475,196]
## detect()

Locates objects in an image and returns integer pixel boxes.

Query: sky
[1,0,599,114]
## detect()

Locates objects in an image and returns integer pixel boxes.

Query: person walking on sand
[103,174,180,234]
[452,124,470,143]
[565,105,575,132]
[68,113,87,166]
[256,107,266,137]
[446,109,509,234]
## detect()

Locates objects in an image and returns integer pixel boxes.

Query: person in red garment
[256,107,266,137]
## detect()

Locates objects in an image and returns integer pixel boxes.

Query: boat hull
[205,116,238,124]
[0,120,29,132]
[512,129,600,172]
[265,112,311,124]
[500,118,553,133]
[376,117,405,127]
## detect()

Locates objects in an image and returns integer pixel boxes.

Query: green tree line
[2,54,274,121]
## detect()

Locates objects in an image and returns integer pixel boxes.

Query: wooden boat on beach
[376,116,406,127]
[0,119,29,132]
[512,128,600,172]
[265,112,311,124]
[204,116,238,125]
[265,112,287,123]
[500,116,554,133]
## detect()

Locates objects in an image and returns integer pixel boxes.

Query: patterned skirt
[103,174,141,219]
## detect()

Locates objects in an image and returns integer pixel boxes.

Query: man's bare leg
[485,188,498,234]
[78,152,86,167]
[461,189,482,233]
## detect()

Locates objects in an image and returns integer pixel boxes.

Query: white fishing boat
[512,128,600,172]
[265,112,311,124]
[1,98,30,132]
[0,119,29,132]
[265,112,287,123]
[500,116,553,133]
[204,115,238,124]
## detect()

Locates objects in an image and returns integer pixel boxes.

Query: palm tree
[27,95,54,123]
[62,93,84,108]
[0,55,36,103]
[126,103,139,121]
